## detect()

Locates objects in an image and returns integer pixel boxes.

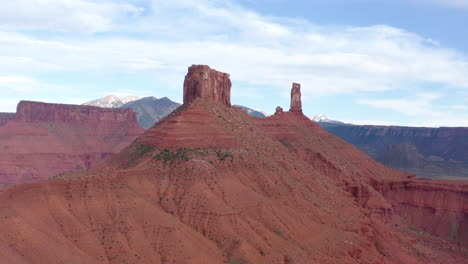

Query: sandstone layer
[0,113,15,126]
[289,83,302,113]
[183,65,231,106]
[0,101,144,185]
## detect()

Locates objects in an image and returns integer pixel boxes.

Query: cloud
[1,0,468,126]
[449,105,468,110]
[0,0,143,33]
[356,93,468,127]
[0,76,62,93]
[357,93,442,116]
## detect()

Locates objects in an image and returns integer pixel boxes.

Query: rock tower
[289,83,302,113]
[183,65,231,106]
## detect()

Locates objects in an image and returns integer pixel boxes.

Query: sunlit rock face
[289,83,302,113]
[183,65,231,106]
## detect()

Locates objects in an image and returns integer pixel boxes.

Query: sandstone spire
[183,65,231,106]
[275,106,284,115]
[289,83,302,113]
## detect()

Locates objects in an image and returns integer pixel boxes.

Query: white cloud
[450,105,468,110]
[356,93,468,127]
[0,98,21,113]
[0,76,62,93]
[0,0,143,33]
[1,0,468,126]
[1,1,467,96]
[357,93,442,116]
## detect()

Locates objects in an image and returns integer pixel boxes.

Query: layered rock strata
[0,113,15,126]
[0,101,144,185]
[183,65,231,106]
[289,83,302,113]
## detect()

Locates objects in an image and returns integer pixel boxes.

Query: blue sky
[1,0,468,126]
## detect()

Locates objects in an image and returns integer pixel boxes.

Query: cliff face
[289,83,302,113]
[325,125,468,163]
[372,180,468,243]
[183,65,231,106]
[0,113,15,126]
[251,86,468,247]
[0,101,144,185]
[16,101,138,123]
[323,125,468,179]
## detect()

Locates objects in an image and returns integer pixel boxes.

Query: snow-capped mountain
[311,114,344,124]
[234,105,268,118]
[82,95,140,108]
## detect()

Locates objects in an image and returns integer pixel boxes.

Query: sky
[1,0,468,127]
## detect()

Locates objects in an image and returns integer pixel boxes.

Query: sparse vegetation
[127,143,155,166]
[273,230,285,237]
[279,139,290,147]
[216,150,234,161]
[153,148,191,166]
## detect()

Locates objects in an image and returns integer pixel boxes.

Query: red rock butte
[16,101,138,123]
[183,65,231,106]
[0,101,144,185]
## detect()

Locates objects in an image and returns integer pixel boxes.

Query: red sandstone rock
[289,83,302,113]
[274,106,283,115]
[16,101,138,123]
[183,65,231,106]
[0,65,465,264]
[0,101,144,185]
[0,113,15,126]
[251,107,468,247]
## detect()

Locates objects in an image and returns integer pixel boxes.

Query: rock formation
[289,83,302,113]
[0,101,144,185]
[0,113,15,126]
[16,101,138,123]
[183,65,231,106]
[323,125,468,179]
[0,65,466,264]
[274,106,283,115]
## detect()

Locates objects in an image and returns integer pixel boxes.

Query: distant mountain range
[119,97,180,129]
[234,105,267,118]
[83,95,140,108]
[313,115,468,180]
[84,95,268,129]
[311,114,344,125]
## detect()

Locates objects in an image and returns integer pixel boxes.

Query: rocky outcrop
[0,113,15,126]
[0,101,144,185]
[183,65,231,106]
[289,83,302,113]
[274,106,283,115]
[252,87,468,249]
[16,101,138,123]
